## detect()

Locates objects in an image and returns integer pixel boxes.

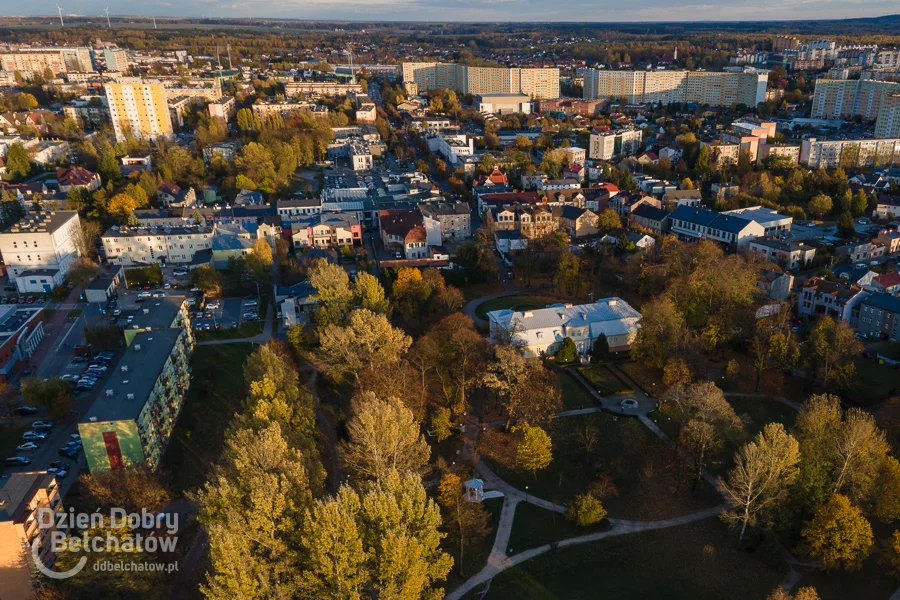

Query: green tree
[517,425,553,477]
[632,296,689,369]
[190,264,224,298]
[341,393,430,482]
[802,493,873,571]
[318,309,412,388]
[21,377,72,418]
[719,423,801,545]
[431,407,453,442]
[4,143,31,180]
[837,212,855,239]
[591,334,610,363]
[98,149,121,184]
[308,259,353,326]
[852,190,869,218]
[556,337,578,363]
[353,272,389,315]
[567,493,607,527]
[807,317,862,389]
[437,473,492,576]
[808,194,833,220]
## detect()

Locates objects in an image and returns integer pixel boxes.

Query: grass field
[475,295,561,321]
[444,498,504,592]
[163,343,255,493]
[616,361,665,396]
[506,502,610,552]
[796,551,897,600]
[557,371,597,409]
[468,519,785,600]
[852,358,900,406]
[478,413,720,518]
[577,365,631,396]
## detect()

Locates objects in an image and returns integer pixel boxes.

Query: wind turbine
[104,7,111,28]
[56,4,64,27]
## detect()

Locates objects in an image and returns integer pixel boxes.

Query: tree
[190,264,224,298]
[21,377,72,418]
[832,407,889,502]
[5,143,31,180]
[74,219,103,258]
[596,208,622,232]
[431,407,453,442]
[567,493,607,527]
[591,334,610,363]
[353,272,389,315]
[556,337,578,363]
[341,393,430,482]
[308,259,353,326]
[66,257,100,287]
[808,194,833,220]
[632,296,689,369]
[517,425,553,477]
[196,423,314,600]
[108,192,144,216]
[719,423,800,545]
[419,314,487,417]
[807,317,862,389]
[837,211,855,239]
[392,267,431,318]
[246,238,273,286]
[437,473,491,576]
[873,457,900,524]
[299,470,453,599]
[98,149,121,184]
[852,190,869,218]
[801,493,873,571]
[663,357,693,388]
[483,345,561,429]
[766,588,821,600]
[79,467,172,513]
[318,309,412,388]
[878,530,900,578]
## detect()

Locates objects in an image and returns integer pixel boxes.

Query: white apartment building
[427,133,474,166]
[401,63,559,99]
[811,79,899,120]
[208,96,236,121]
[800,137,900,169]
[103,48,129,72]
[0,211,81,293]
[876,93,900,139]
[349,142,374,171]
[277,198,323,222]
[589,129,643,160]
[583,70,768,107]
[101,225,214,265]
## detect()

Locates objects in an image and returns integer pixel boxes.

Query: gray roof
[750,237,814,252]
[863,293,900,314]
[82,329,182,423]
[632,203,670,222]
[3,211,77,235]
[0,472,56,523]
[127,296,185,331]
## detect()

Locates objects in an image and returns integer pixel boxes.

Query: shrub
[567,493,607,527]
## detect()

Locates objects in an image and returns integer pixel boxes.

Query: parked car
[244,299,258,308]
[22,431,49,441]
[47,467,68,478]
[17,442,39,451]
[49,461,69,470]
[113,309,122,316]
[97,352,115,359]
[5,456,30,466]
[70,433,81,443]
[164,283,171,290]
[173,269,188,277]
[58,447,78,458]
[31,421,53,430]
[206,301,221,310]
[13,406,38,415]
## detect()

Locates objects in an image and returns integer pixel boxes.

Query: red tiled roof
[56,166,97,186]
[875,272,900,288]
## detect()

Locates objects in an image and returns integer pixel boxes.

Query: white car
[164,283,171,290]
[47,467,69,478]
[17,442,39,451]
[22,431,49,441]
[206,301,221,310]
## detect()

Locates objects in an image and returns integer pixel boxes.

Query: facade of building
[80,327,193,472]
[487,297,642,358]
[876,92,900,139]
[420,202,471,241]
[401,62,559,99]
[811,79,899,120]
[290,213,362,248]
[103,48,129,72]
[0,47,92,76]
[427,133,474,166]
[476,93,532,115]
[0,306,45,382]
[668,205,765,250]
[0,211,81,293]
[582,70,768,107]
[588,128,643,160]
[0,472,64,600]
[208,96,236,121]
[101,225,214,265]
[284,81,365,97]
[105,82,174,143]
[749,237,816,270]
[378,209,431,259]
[858,294,900,341]
[799,137,900,169]
[798,277,866,325]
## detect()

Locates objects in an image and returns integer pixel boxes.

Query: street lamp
[525,485,529,504]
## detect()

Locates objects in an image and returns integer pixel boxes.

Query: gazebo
[464,478,485,502]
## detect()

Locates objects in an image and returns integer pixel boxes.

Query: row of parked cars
[1,295,47,305]
[6,420,82,478]
[65,351,116,393]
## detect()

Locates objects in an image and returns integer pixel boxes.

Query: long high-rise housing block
[402,62,559,99]
[105,81,173,142]
[582,70,768,108]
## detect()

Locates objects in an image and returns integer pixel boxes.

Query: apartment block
[290,213,362,248]
[101,224,214,265]
[0,211,81,293]
[800,137,900,169]
[401,62,559,99]
[284,81,364,97]
[811,79,899,120]
[583,70,768,107]
[0,47,92,76]
[875,93,900,139]
[668,205,765,250]
[105,82,174,142]
[80,327,193,472]
[589,128,642,160]
[749,237,816,270]
[798,277,866,325]
[103,48,129,72]
[0,472,64,600]
[208,96,236,121]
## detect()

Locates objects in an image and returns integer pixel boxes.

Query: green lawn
[852,358,900,406]
[577,365,631,396]
[797,551,897,600]
[0,424,29,464]
[557,371,597,409]
[506,502,610,553]
[196,321,264,341]
[616,361,665,396]
[162,343,255,493]
[475,295,562,321]
[478,413,720,519]
[468,519,785,600]
[444,498,504,592]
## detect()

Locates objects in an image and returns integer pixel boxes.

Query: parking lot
[190,296,260,333]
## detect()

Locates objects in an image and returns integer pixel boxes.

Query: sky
[9,0,899,23]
